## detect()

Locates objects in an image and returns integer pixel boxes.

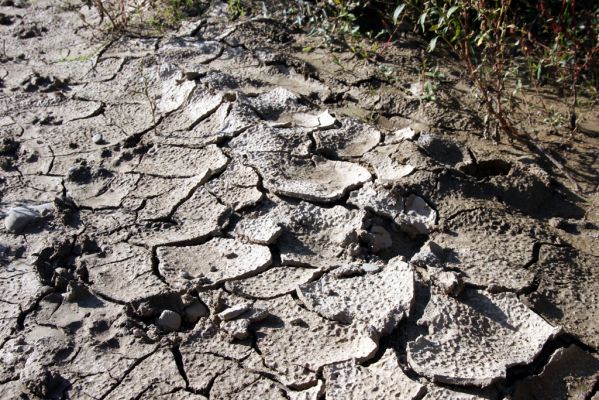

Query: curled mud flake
[225,266,318,299]
[396,194,437,235]
[254,154,371,203]
[253,295,379,389]
[314,118,381,158]
[423,386,492,400]
[82,242,167,303]
[323,349,425,400]
[526,246,599,349]
[363,143,429,183]
[155,100,254,147]
[292,110,337,130]
[134,143,227,178]
[131,186,229,247]
[433,210,537,292]
[157,238,272,288]
[278,201,367,270]
[511,345,599,400]
[407,289,561,387]
[205,161,264,211]
[297,257,414,336]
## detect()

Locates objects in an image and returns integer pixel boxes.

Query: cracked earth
[1,1,598,399]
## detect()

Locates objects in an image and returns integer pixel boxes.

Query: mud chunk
[512,345,599,400]
[410,240,444,268]
[157,310,181,332]
[297,257,414,335]
[434,270,464,297]
[348,182,403,219]
[158,238,272,288]
[4,203,52,233]
[363,144,419,183]
[407,289,560,386]
[19,362,63,398]
[132,186,229,247]
[526,245,599,348]
[108,348,187,398]
[323,349,425,399]
[397,194,436,235]
[81,242,167,303]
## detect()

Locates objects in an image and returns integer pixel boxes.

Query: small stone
[436,271,464,297]
[92,133,103,144]
[361,263,382,274]
[4,204,50,233]
[218,303,251,321]
[222,318,250,340]
[367,225,393,252]
[184,301,209,323]
[157,310,181,332]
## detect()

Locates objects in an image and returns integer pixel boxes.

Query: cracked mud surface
[1,1,598,399]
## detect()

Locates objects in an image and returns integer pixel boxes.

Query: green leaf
[447,5,459,18]
[428,36,439,52]
[393,4,406,25]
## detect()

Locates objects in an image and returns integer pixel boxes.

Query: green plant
[227,0,245,19]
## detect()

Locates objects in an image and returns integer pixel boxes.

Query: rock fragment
[157,310,182,332]
[407,289,560,386]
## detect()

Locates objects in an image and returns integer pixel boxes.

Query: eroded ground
[1,1,598,399]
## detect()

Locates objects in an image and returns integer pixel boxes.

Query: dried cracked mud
[1,1,598,399]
